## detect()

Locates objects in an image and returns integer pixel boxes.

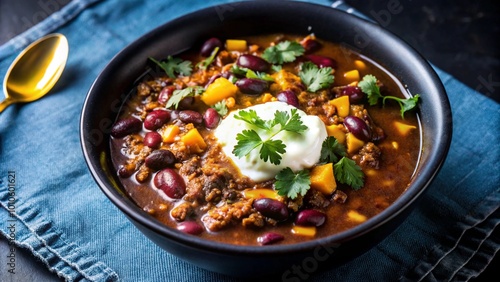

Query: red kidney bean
[178,96,195,110]
[158,86,176,105]
[305,54,337,69]
[341,86,365,104]
[145,149,176,170]
[253,198,289,221]
[257,232,284,245]
[235,78,268,95]
[301,38,322,53]
[154,168,186,199]
[178,110,203,124]
[200,37,223,57]
[276,90,299,107]
[295,209,326,227]
[177,221,203,235]
[144,109,170,130]
[236,54,270,72]
[111,117,142,138]
[203,108,220,129]
[143,131,162,148]
[344,116,372,141]
[118,166,134,178]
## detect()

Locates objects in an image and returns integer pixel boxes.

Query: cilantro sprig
[166,86,204,109]
[320,136,365,190]
[334,157,364,190]
[233,109,308,165]
[231,65,275,82]
[149,56,192,78]
[212,100,228,116]
[358,74,420,118]
[196,47,219,70]
[299,62,334,92]
[274,168,311,199]
[262,40,305,65]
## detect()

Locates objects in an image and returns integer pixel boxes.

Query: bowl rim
[80,0,452,255]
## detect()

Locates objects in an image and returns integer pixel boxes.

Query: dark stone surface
[346,0,500,103]
[0,0,497,281]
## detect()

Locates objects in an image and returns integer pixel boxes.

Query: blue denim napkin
[1,0,498,281]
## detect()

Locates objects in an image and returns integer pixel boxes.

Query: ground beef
[242,212,265,228]
[353,142,382,169]
[171,202,194,222]
[202,199,254,231]
[332,190,348,204]
[304,189,330,209]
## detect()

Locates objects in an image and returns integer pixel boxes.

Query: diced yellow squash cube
[347,210,367,222]
[394,121,417,136]
[161,124,180,143]
[201,77,238,106]
[291,225,317,237]
[346,132,364,154]
[354,60,366,70]
[226,39,247,51]
[242,188,280,200]
[329,95,350,117]
[310,163,337,195]
[326,124,346,144]
[181,128,207,153]
[343,69,360,82]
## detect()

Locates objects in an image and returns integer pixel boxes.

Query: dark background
[0,0,498,281]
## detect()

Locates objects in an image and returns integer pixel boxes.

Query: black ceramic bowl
[80,1,452,278]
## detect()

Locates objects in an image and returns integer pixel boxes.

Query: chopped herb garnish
[299,62,334,92]
[212,100,228,116]
[246,69,275,82]
[262,40,305,65]
[196,47,219,70]
[358,74,420,118]
[271,64,283,72]
[166,86,204,109]
[149,56,192,78]
[233,109,308,165]
[334,157,364,190]
[320,137,364,190]
[320,136,347,163]
[231,65,274,82]
[274,168,311,199]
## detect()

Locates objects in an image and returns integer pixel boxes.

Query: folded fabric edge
[0,194,119,281]
[402,188,500,281]
[0,0,103,60]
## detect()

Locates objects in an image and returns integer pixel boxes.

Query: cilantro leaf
[279,109,308,133]
[196,47,219,70]
[166,86,204,109]
[246,69,275,82]
[274,168,311,199]
[299,62,334,92]
[359,74,420,118]
[212,100,228,116]
[260,139,286,165]
[358,74,382,106]
[334,157,364,190]
[233,130,263,157]
[149,56,192,78]
[262,41,305,65]
[233,109,308,165]
[233,109,269,130]
[320,136,347,163]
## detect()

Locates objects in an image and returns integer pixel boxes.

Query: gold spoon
[0,33,69,113]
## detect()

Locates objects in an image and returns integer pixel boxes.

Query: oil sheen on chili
[109,34,421,246]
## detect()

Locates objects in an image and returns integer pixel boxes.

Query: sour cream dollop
[214,101,327,182]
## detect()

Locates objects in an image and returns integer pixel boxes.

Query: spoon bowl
[1,33,68,112]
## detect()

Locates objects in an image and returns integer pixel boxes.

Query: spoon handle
[0,98,14,113]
